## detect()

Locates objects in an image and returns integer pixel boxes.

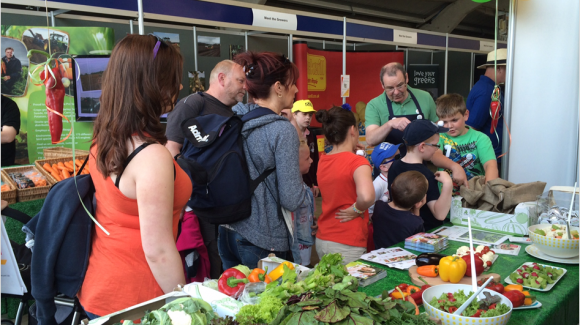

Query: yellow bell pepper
[268,261,295,281]
[504,284,524,292]
[438,256,467,283]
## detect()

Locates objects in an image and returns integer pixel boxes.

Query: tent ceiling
[250,0,509,38]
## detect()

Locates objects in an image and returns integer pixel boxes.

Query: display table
[357,225,580,325]
[3,201,579,325]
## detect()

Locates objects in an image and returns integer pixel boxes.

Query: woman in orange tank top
[77,34,191,318]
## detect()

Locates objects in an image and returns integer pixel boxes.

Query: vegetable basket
[35,155,89,186]
[3,166,51,202]
[43,147,89,159]
[422,284,512,325]
[1,169,17,204]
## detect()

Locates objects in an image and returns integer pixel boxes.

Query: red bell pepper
[461,255,484,277]
[503,290,534,308]
[218,267,248,297]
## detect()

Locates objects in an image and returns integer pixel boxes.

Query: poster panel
[1,26,115,163]
[293,43,404,127]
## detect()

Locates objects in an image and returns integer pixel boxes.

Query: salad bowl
[422,284,512,325]
[528,224,579,258]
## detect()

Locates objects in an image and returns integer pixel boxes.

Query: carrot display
[42,159,89,182]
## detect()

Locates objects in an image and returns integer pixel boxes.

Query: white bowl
[422,284,512,325]
[528,224,579,258]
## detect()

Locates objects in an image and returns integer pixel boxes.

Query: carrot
[75,159,83,168]
[52,163,59,172]
[406,296,420,315]
[51,170,63,181]
[62,169,71,179]
[64,161,75,172]
[43,163,55,174]
[417,265,439,277]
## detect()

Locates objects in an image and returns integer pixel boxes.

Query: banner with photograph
[1,26,114,163]
[293,42,404,127]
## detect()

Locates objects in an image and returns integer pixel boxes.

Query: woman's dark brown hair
[234,51,298,100]
[92,34,183,178]
[315,106,356,145]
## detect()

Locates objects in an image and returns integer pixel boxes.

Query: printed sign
[407,64,440,100]
[341,75,350,97]
[307,53,326,92]
[480,41,495,52]
[393,29,417,45]
[1,220,27,295]
[252,9,297,31]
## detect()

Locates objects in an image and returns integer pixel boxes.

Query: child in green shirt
[436,94,499,193]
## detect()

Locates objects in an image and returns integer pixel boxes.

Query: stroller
[1,207,84,325]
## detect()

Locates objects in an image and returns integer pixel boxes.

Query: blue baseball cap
[371,142,401,165]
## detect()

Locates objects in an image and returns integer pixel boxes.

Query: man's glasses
[149,33,168,59]
[381,154,401,165]
[423,143,441,149]
[384,82,407,94]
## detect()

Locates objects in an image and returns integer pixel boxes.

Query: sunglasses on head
[148,33,168,59]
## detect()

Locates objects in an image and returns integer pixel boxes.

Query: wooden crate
[1,170,17,204]
[3,166,51,202]
[43,147,90,159]
[35,155,89,185]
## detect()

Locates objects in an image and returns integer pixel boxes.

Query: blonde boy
[436,94,498,192]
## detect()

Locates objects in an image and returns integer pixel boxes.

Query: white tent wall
[508,0,579,189]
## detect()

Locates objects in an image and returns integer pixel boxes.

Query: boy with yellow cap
[292,99,320,197]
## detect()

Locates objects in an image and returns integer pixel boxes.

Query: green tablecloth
[3,202,579,325]
[358,225,580,325]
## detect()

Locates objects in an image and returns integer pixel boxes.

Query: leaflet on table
[360,247,417,269]
[492,243,521,256]
[431,226,509,246]
[508,236,532,243]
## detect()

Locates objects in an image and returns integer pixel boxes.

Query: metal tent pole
[289,34,293,61]
[342,17,346,104]
[444,33,448,94]
[245,31,248,52]
[193,26,198,71]
[129,20,134,34]
[137,0,144,35]
[502,0,517,179]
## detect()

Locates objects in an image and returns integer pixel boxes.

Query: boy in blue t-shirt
[436,94,499,193]
[373,171,428,249]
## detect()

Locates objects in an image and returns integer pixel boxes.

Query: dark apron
[384,89,424,157]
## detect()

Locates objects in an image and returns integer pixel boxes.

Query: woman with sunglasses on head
[77,34,190,318]
[314,106,375,264]
[217,52,308,269]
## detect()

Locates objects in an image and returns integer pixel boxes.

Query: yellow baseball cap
[292,99,316,113]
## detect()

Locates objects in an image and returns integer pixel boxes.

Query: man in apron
[365,62,468,187]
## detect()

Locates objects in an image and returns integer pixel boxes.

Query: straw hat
[477,48,507,69]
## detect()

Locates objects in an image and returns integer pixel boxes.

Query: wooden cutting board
[408,266,501,287]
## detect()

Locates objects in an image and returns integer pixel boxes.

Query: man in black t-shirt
[387,119,453,231]
[165,60,246,280]
[373,171,427,249]
[1,95,21,166]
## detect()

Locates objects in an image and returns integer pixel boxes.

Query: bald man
[165,60,245,280]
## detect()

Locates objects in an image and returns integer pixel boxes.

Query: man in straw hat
[466,48,507,162]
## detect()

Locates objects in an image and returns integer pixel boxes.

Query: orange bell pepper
[504,284,524,292]
[248,266,271,283]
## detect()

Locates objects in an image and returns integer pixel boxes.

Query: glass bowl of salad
[422,284,512,325]
[528,224,579,258]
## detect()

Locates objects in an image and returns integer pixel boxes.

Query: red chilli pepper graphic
[28,50,71,144]
[489,86,501,134]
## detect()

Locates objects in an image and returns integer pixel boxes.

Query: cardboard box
[450,196,536,236]
[89,284,245,325]
[258,256,311,280]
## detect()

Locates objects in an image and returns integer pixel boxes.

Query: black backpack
[177,102,277,225]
